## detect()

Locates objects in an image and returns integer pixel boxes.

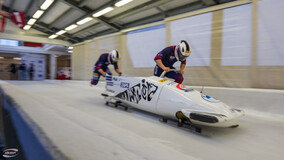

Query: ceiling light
[0,57,4,59]
[48,34,58,39]
[68,46,73,50]
[77,17,93,25]
[65,24,77,31]
[115,0,133,7]
[27,19,37,25]
[23,25,31,30]
[33,10,44,19]
[13,57,22,60]
[92,7,113,17]
[41,0,54,10]
[56,30,67,35]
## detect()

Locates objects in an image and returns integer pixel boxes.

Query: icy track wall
[0,83,68,160]
[72,0,284,90]
[192,86,284,116]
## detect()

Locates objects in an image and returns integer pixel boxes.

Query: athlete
[91,50,122,85]
[154,40,191,84]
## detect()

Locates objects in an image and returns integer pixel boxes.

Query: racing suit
[154,46,185,84]
[91,53,119,85]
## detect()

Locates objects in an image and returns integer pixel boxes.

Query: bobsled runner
[102,70,244,129]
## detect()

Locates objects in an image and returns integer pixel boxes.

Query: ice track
[1,80,284,160]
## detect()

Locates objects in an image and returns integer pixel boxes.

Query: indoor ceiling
[2,0,236,44]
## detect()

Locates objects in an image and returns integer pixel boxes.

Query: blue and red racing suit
[92,53,118,85]
[154,46,186,84]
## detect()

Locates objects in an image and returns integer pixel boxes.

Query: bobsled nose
[180,108,244,127]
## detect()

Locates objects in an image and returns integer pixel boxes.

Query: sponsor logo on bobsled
[201,94,220,103]
[106,76,112,81]
[120,82,130,88]
[159,79,167,83]
[2,148,19,158]
[107,89,115,93]
[116,79,158,104]
[107,82,113,86]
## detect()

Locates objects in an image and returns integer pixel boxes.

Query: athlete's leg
[165,71,184,83]
[105,67,112,75]
[91,71,101,85]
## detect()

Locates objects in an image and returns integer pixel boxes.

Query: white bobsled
[103,70,244,128]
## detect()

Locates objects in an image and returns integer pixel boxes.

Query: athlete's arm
[155,59,170,72]
[98,69,106,76]
[180,63,186,74]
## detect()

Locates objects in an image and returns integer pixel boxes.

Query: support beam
[2,5,79,44]
[38,0,58,21]
[72,23,104,37]
[49,8,74,28]
[72,0,171,38]
[24,0,35,13]
[201,0,219,6]
[50,54,57,79]
[122,13,164,29]
[9,0,16,12]
[34,22,81,43]
[108,0,172,23]
[156,7,167,17]
[0,45,70,55]
[45,0,89,28]
[83,29,115,40]
[122,1,204,29]
[58,0,120,31]
[164,1,204,17]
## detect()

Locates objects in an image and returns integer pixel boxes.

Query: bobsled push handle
[160,69,178,78]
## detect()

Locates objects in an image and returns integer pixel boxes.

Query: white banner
[126,24,166,68]
[221,4,252,66]
[170,13,212,66]
[21,53,46,80]
[257,0,284,66]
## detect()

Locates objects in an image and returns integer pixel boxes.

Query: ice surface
[1,80,284,160]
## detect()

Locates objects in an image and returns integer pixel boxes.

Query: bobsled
[102,70,244,128]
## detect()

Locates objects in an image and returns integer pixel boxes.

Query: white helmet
[175,40,191,61]
[110,50,120,62]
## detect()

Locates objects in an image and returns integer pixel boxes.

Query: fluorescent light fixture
[0,57,4,59]
[68,46,73,50]
[76,17,93,25]
[13,57,22,60]
[23,25,31,30]
[65,24,77,31]
[48,34,58,39]
[115,0,133,7]
[56,30,67,35]
[68,50,73,53]
[27,19,37,25]
[40,0,54,10]
[93,7,113,17]
[33,10,44,19]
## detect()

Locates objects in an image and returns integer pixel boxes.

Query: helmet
[175,40,191,61]
[110,50,120,62]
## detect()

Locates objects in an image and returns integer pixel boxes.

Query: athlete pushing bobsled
[91,50,122,85]
[154,40,191,84]
[100,40,244,130]
[91,40,191,85]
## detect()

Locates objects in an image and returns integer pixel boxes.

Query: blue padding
[127,24,166,34]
